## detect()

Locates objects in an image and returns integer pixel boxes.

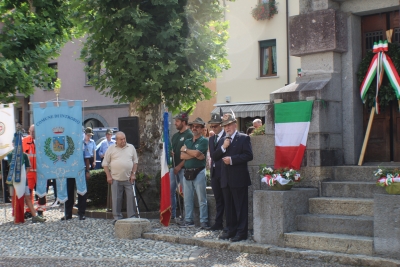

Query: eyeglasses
[192,125,202,129]
[210,125,219,129]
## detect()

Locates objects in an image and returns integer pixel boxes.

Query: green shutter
[259,39,276,48]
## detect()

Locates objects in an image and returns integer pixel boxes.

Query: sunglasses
[192,125,202,129]
[209,125,219,129]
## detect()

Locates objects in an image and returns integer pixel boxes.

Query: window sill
[256,75,279,80]
[84,84,93,87]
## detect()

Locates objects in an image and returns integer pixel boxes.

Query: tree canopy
[74,0,230,113]
[0,0,74,103]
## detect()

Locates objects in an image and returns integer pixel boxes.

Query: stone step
[296,214,373,237]
[284,232,373,255]
[321,181,386,198]
[333,166,387,181]
[309,197,373,216]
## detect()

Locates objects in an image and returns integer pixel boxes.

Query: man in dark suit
[208,113,226,231]
[213,113,253,242]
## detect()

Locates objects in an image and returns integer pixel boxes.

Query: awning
[211,103,267,118]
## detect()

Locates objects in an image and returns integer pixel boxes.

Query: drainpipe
[286,0,290,85]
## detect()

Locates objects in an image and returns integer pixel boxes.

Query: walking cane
[172,157,183,220]
[132,181,140,218]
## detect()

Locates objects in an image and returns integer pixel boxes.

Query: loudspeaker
[118,116,140,149]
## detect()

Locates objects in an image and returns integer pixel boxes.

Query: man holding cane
[169,110,193,223]
[102,131,138,225]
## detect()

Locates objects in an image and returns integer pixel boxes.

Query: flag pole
[358,106,375,166]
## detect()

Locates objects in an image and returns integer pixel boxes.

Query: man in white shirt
[98,129,116,165]
[102,131,138,224]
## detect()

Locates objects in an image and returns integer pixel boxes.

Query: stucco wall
[216,0,301,104]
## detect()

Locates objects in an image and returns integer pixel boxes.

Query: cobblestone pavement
[0,203,351,267]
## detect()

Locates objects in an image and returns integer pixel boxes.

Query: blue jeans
[182,168,208,223]
[170,168,184,218]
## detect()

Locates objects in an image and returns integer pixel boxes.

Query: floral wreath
[44,136,75,163]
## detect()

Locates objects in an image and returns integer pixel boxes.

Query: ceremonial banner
[0,103,15,160]
[274,101,313,170]
[33,101,86,202]
[160,112,171,226]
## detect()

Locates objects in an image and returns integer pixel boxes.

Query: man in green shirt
[179,117,209,229]
[170,110,193,221]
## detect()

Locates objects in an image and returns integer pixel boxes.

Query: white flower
[286,172,290,178]
[267,167,273,172]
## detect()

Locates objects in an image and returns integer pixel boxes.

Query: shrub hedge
[86,169,108,206]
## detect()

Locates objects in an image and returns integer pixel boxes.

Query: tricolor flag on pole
[274,101,313,170]
[160,112,171,226]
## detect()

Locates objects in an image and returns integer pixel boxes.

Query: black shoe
[209,224,224,231]
[5,198,11,203]
[79,214,86,220]
[231,235,247,242]
[24,212,32,219]
[218,232,236,240]
[37,211,43,216]
[61,216,72,221]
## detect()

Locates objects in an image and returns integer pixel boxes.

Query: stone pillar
[374,194,400,259]
[253,188,318,246]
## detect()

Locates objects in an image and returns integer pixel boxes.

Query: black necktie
[214,135,218,147]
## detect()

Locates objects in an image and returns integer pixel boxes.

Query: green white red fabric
[274,101,313,170]
[360,40,400,114]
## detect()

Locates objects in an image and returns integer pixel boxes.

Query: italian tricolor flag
[274,101,313,170]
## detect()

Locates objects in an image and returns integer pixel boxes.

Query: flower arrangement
[374,167,400,186]
[259,164,301,187]
[374,167,400,194]
[251,1,278,21]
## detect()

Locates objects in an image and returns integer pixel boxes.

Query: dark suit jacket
[212,132,253,188]
[209,131,226,178]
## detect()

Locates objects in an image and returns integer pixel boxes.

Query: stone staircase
[284,166,387,255]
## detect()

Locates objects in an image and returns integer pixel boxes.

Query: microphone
[225,133,231,140]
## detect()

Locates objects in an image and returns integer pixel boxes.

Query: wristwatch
[184,148,187,152]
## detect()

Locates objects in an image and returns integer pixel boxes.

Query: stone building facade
[264,0,400,186]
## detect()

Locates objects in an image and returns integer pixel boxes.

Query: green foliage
[73,0,231,113]
[86,169,108,206]
[252,126,265,136]
[358,43,400,109]
[135,171,151,193]
[0,0,74,103]
[251,1,278,21]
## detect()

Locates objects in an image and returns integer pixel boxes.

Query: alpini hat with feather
[220,109,237,127]
[188,117,206,127]
[173,107,192,122]
[208,108,223,124]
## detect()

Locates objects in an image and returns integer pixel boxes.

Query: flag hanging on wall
[274,101,313,170]
[160,112,171,226]
[32,101,86,202]
[0,103,16,160]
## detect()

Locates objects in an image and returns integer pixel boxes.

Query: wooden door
[361,11,400,162]
[392,103,400,161]
[363,106,391,162]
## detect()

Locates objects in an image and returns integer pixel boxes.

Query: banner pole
[358,106,376,166]
[1,160,8,223]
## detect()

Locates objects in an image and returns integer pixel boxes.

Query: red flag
[160,141,171,226]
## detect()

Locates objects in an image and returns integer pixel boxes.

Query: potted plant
[259,164,301,190]
[251,1,278,21]
[375,167,400,194]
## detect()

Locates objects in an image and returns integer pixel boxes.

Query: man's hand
[130,174,136,184]
[223,138,231,149]
[222,156,231,165]
[106,175,113,185]
[92,161,96,169]
[180,145,187,152]
[174,165,181,175]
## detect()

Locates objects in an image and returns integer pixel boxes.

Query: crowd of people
[170,110,255,242]
[4,111,262,242]
[4,124,139,225]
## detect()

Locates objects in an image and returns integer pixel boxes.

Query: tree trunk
[129,101,162,211]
